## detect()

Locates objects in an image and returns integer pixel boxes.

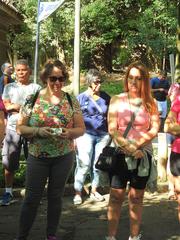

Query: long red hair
[124,61,157,114]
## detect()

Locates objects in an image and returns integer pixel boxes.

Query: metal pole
[73,0,80,96]
[34,0,41,84]
[169,53,175,83]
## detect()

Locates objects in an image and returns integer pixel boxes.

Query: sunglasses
[49,76,65,82]
[93,80,103,85]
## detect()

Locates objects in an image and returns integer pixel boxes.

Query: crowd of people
[0,59,179,240]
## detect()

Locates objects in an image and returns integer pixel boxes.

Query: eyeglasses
[128,75,142,83]
[93,80,103,85]
[49,76,65,82]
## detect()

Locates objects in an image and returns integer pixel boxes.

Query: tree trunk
[93,44,113,73]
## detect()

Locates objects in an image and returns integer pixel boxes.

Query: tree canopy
[7,0,178,72]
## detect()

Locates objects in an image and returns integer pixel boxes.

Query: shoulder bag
[95,107,140,174]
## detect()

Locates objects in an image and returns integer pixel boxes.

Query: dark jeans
[17,151,75,239]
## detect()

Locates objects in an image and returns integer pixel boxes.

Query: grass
[80,80,124,96]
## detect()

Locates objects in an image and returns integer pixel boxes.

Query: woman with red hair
[106,61,160,240]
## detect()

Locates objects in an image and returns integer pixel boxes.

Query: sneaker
[73,194,82,205]
[90,192,105,202]
[46,236,57,240]
[105,237,117,240]
[128,234,142,240]
[0,192,13,206]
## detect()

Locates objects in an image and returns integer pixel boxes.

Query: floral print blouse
[21,91,82,158]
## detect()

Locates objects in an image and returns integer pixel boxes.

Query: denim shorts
[110,154,152,190]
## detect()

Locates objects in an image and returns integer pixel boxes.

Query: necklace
[127,93,142,115]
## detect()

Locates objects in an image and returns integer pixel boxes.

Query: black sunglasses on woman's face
[49,76,65,82]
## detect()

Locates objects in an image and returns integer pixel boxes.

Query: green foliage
[125,0,177,68]
[113,47,131,67]
[7,0,178,72]
[14,163,26,187]
[101,81,123,96]
[0,156,26,187]
[80,80,123,96]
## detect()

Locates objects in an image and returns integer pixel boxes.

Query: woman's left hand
[124,143,137,154]
[59,128,71,139]
[132,149,144,159]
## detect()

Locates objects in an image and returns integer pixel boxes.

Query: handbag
[95,105,140,173]
[95,143,127,173]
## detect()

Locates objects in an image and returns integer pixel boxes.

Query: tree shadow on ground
[0,192,179,240]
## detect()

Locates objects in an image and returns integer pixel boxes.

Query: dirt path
[0,191,179,240]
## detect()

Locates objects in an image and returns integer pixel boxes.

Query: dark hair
[158,70,167,77]
[86,68,102,85]
[124,61,157,114]
[40,59,68,84]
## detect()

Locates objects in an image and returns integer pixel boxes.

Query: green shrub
[0,155,26,188]
[80,80,123,96]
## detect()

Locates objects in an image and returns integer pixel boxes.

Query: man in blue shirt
[0,62,14,96]
[151,70,170,132]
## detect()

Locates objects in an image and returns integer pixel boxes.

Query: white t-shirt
[2,82,41,131]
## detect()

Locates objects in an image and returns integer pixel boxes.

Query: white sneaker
[90,192,105,202]
[105,237,117,240]
[73,195,82,205]
[128,234,142,240]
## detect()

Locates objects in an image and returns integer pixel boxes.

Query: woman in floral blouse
[15,60,85,240]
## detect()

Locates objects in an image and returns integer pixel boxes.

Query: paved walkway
[0,186,180,240]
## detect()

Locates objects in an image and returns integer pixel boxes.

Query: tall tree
[7,0,178,72]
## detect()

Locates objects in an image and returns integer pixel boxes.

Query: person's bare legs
[4,169,14,188]
[168,172,176,199]
[167,147,176,200]
[128,187,144,238]
[107,188,126,237]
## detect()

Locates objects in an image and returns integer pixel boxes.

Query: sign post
[73,0,80,96]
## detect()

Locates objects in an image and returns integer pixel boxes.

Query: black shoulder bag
[95,108,139,174]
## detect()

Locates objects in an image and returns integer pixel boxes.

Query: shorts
[110,154,151,190]
[170,151,180,176]
[2,129,22,171]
